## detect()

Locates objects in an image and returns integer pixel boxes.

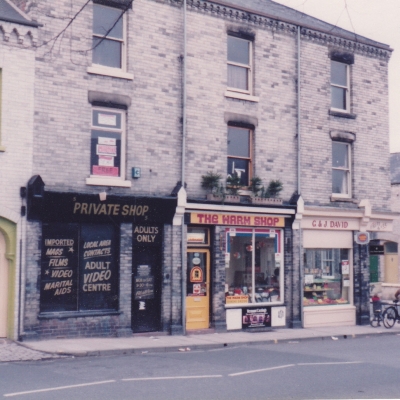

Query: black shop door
[132,246,162,333]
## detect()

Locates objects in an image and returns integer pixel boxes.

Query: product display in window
[303,249,350,306]
[225,228,282,305]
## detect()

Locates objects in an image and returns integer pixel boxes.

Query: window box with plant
[225,172,242,203]
[249,177,283,205]
[201,171,224,201]
[201,171,242,203]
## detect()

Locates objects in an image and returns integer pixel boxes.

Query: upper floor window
[227,35,252,95]
[90,107,126,180]
[227,126,252,186]
[332,141,351,197]
[92,4,125,69]
[331,60,350,112]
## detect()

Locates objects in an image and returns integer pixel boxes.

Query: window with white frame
[225,228,284,306]
[332,141,351,196]
[331,60,350,112]
[92,4,125,69]
[227,35,252,94]
[227,126,252,186]
[90,108,125,179]
[303,248,350,307]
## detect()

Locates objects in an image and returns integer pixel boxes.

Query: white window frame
[87,4,133,80]
[332,141,351,198]
[86,107,131,188]
[227,35,253,96]
[330,60,350,113]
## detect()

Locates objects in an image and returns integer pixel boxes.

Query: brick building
[5,0,396,339]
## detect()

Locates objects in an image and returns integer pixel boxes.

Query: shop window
[303,249,350,307]
[92,3,125,69]
[225,228,283,305]
[227,35,252,95]
[227,126,252,186]
[331,60,350,112]
[87,107,130,187]
[332,141,351,197]
[187,227,210,247]
[40,223,119,314]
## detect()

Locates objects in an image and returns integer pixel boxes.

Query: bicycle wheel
[370,314,381,327]
[383,307,397,328]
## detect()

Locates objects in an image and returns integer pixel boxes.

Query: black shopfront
[26,177,176,338]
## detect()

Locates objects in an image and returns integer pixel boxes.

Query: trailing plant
[201,171,221,194]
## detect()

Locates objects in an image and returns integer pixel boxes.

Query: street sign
[355,231,370,245]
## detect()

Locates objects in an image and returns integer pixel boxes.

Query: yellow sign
[190,213,284,227]
[190,266,203,282]
[226,295,249,304]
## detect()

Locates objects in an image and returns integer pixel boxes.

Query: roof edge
[187,0,392,53]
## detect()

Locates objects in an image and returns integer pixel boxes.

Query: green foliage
[250,176,263,196]
[226,172,242,195]
[263,179,283,198]
[201,171,221,193]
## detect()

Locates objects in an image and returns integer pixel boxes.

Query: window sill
[330,195,356,203]
[329,109,357,119]
[38,310,120,320]
[225,91,259,103]
[0,145,6,152]
[87,66,134,80]
[86,177,132,188]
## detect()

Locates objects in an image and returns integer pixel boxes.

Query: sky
[273,0,400,153]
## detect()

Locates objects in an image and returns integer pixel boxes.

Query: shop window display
[303,249,350,307]
[225,228,283,305]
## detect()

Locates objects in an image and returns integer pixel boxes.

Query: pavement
[2,323,400,362]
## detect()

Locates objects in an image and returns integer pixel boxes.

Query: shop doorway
[0,231,8,337]
[186,249,210,330]
[384,242,398,284]
[131,246,162,333]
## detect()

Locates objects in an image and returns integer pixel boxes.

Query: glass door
[186,249,210,330]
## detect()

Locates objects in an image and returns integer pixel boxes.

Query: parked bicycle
[382,299,400,328]
[370,297,383,327]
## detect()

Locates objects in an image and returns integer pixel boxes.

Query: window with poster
[86,107,130,187]
[40,223,119,314]
[303,249,350,307]
[224,228,283,306]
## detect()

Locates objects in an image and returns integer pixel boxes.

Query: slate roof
[391,153,400,184]
[0,0,39,27]
[219,0,391,50]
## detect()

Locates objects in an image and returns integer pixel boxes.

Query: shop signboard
[189,212,284,227]
[242,307,272,329]
[355,231,370,245]
[28,191,177,225]
[133,226,162,246]
[369,245,384,255]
